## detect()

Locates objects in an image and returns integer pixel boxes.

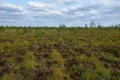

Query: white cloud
[0,2,24,11]
[28,1,63,16]
[0,2,27,24]
[0,0,120,26]
[69,5,82,10]
[0,2,26,15]
[75,12,84,16]
[89,9,98,14]
[47,0,79,4]
[89,0,120,7]
[36,10,62,15]
[60,8,69,13]
[28,1,55,11]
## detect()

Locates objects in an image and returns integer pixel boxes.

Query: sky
[0,0,120,26]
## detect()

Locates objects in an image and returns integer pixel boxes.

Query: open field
[0,27,120,80]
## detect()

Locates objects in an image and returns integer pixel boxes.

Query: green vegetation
[0,26,120,80]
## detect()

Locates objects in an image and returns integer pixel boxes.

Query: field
[0,27,120,80]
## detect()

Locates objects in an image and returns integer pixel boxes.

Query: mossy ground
[0,27,120,80]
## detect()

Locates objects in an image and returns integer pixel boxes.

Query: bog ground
[0,27,120,80]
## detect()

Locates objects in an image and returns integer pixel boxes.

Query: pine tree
[90,20,96,27]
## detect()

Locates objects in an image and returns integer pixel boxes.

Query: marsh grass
[0,27,120,80]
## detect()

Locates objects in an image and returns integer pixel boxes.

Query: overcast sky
[0,0,120,26]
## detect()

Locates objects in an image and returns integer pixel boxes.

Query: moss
[21,52,36,80]
[23,52,36,70]
[68,65,84,80]
[96,65,110,79]
[0,27,120,80]
[82,69,97,80]
[50,50,64,67]
[48,67,65,80]
[1,73,23,80]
